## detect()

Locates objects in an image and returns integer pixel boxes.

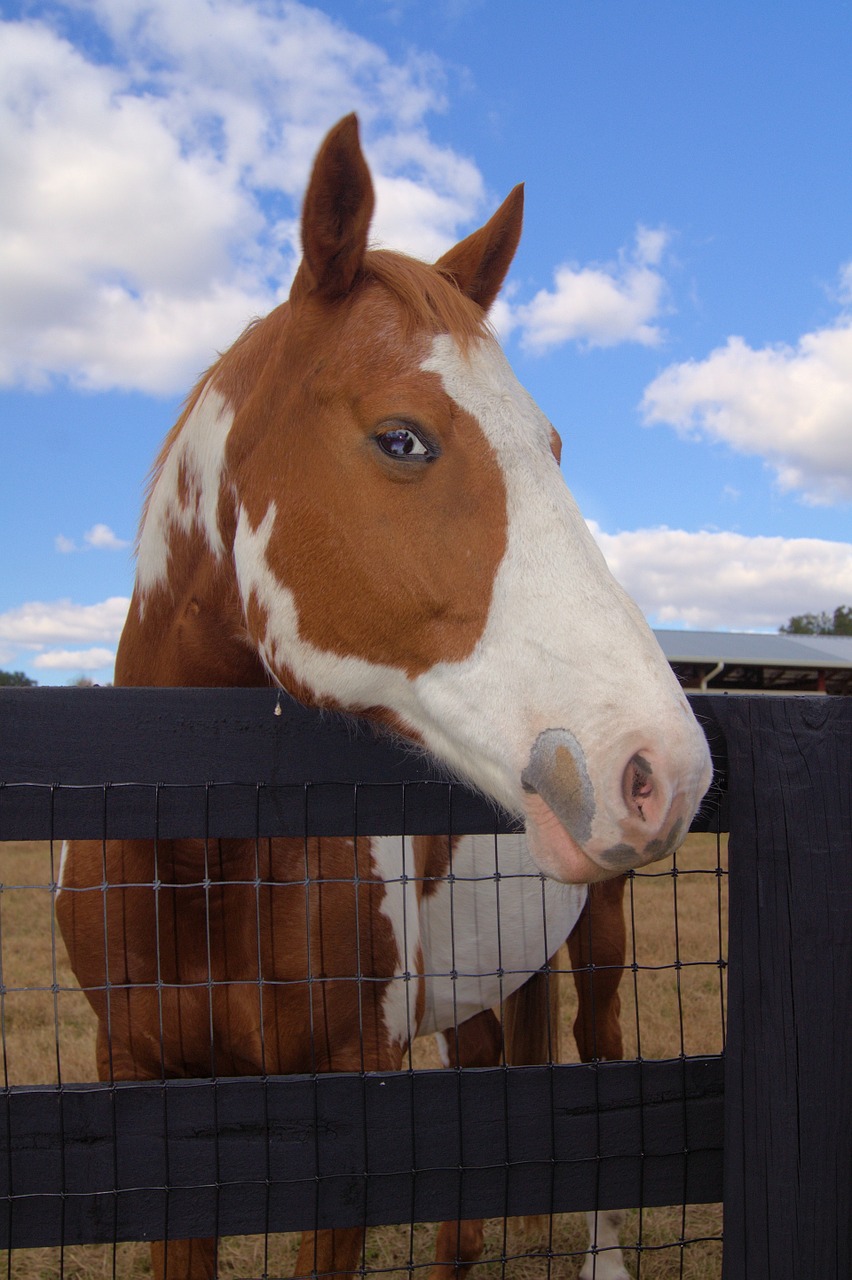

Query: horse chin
[523,790,629,885]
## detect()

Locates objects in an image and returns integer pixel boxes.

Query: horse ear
[292,114,375,302]
[436,184,524,312]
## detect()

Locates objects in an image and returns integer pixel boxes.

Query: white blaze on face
[413,334,684,812]
[136,384,234,605]
[414,334,711,873]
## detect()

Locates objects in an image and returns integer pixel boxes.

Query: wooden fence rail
[0,690,849,1279]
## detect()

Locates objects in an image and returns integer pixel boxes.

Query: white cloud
[0,597,130,648]
[589,522,852,631]
[84,524,130,551]
[55,525,130,553]
[0,3,674,393]
[642,277,852,505]
[33,647,116,671]
[514,226,671,353]
[0,1,486,394]
[0,596,129,682]
[487,296,516,343]
[837,261,852,305]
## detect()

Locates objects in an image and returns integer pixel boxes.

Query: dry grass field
[0,834,727,1279]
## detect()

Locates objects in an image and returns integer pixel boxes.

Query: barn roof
[653,629,852,671]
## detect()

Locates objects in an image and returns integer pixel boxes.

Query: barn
[655,628,852,695]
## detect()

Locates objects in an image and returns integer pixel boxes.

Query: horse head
[123,114,712,882]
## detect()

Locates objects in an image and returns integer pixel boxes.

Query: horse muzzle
[520,725,712,884]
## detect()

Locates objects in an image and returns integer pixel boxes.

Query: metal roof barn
[654,630,852,695]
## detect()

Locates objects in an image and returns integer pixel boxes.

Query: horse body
[57,115,710,1280]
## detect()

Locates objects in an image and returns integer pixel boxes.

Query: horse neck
[117,312,299,690]
[117,555,269,688]
[117,406,267,688]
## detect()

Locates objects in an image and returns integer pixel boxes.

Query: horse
[56,115,711,1280]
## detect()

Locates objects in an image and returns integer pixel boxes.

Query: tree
[0,670,37,687]
[780,605,852,636]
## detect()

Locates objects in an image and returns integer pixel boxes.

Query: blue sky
[2,0,851,683]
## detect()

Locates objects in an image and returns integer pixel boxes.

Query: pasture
[0,831,726,1279]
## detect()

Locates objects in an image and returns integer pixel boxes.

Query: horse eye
[376,427,432,460]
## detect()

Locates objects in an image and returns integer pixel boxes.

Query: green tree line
[779,605,852,636]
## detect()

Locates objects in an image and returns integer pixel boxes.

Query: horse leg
[56,851,220,1280]
[293,1226,371,1280]
[502,965,561,1247]
[289,955,411,1280]
[578,1210,629,1280]
[569,876,630,1280]
[428,1009,503,1280]
[95,1017,222,1280]
[568,876,626,1063]
[150,1239,217,1280]
[429,966,561,1280]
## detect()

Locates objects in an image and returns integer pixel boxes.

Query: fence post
[719,697,852,1279]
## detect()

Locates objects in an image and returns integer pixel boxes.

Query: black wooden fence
[0,689,849,1278]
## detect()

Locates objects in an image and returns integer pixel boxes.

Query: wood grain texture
[717,697,852,1279]
[0,1058,724,1248]
[0,688,727,839]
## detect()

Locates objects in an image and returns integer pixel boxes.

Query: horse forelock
[359,249,491,349]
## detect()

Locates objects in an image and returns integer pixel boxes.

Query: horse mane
[137,311,281,545]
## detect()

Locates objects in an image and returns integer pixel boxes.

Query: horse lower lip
[524,791,626,885]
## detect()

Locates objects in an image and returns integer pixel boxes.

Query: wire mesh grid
[0,779,726,1280]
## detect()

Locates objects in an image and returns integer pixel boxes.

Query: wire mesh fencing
[0,689,730,1280]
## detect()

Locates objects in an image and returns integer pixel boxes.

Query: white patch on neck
[136,384,234,604]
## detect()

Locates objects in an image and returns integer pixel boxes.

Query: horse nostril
[626,753,654,818]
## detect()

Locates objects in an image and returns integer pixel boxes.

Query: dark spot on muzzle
[643,817,686,862]
[521,728,596,846]
[598,843,641,871]
[600,816,687,871]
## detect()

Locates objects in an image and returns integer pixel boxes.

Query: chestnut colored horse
[57,116,711,1280]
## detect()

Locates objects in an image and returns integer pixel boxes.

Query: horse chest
[417,834,586,1034]
[370,835,586,1039]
